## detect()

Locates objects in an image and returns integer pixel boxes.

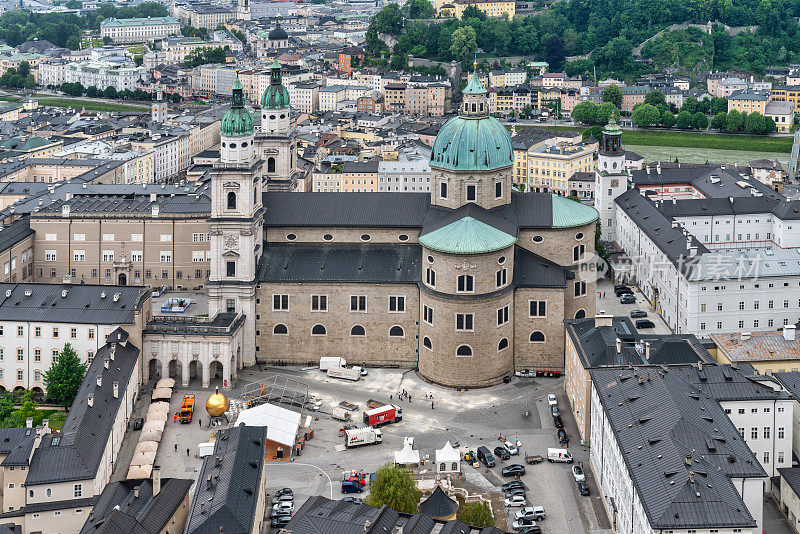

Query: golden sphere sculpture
[205,387,229,417]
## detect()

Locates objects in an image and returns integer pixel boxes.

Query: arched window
[423,336,432,350]
[267,157,276,173]
[227,191,236,210]
[273,324,287,335]
[530,331,545,343]
[312,324,326,335]
[498,338,509,351]
[575,309,586,319]
[350,325,365,336]
[457,274,474,292]
[389,325,404,337]
[456,345,473,357]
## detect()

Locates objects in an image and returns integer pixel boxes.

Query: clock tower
[595,116,627,241]
[208,74,264,366]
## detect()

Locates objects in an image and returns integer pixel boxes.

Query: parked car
[550,406,559,418]
[512,518,538,530]
[341,481,364,494]
[272,493,294,504]
[620,294,636,304]
[348,476,366,486]
[553,415,563,428]
[504,487,526,498]
[515,369,536,377]
[132,418,144,431]
[515,506,546,521]
[614,285,633,296]
[508,118,517,123]
[577,481,590,495]
[557,428,568,445]
[629,309,647,318]
[477,446,496,468]
[547,394,557,407]
[517,527,542,534]
[342,497,363,504]
[571,465,586,483]
[636,319,655,329]
[351,366,368,376]
[275,488,293,497]
[503,440,519,455]
[501,480,526,493]
[494,446,511,460]
[270,508,292,518]
[502,464,526,477]
[273,502,293,513]
[271,515,293,528]
[504,495,527,507]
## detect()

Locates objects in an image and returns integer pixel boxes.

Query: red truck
[362,404,402,427]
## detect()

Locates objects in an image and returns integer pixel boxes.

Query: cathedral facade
[212,68,599,387]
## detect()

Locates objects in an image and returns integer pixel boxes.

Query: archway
[117,273,127,285]
[13,386,24,394]
[189,360,202,384]
[209,360,224,388]
[168,358,182,379]
[148,358,160,383]
[31,387,44,400]
[575,309,586,319]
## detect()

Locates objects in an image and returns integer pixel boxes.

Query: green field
[518,125,793,153]
[80,38,104,48]
[0,96,19,102]
[36,98,148,112]
[126,44,147,55]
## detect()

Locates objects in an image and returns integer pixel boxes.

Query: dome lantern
[220,73,254,138]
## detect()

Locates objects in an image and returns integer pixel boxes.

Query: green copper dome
[261,59,290,109]
[551,194,599,228]
[221,75,254,137]
[419,216,517,254]
[430,115,513,171]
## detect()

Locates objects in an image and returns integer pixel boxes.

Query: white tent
[234,402,301,447]
[139,429,162,442]
[148,402,170,414]
[134,441,159,453]
[152,388,172,400]
[435,441,460,473]
[130,451,157,467]
[142,420,165,433]
[127,464,152,480]
[146,411,168,423]
[394,439,420,466]
[156,378,176,389]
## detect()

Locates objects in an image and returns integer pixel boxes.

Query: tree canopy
[602,84,622,109]
[457,502,494,527]
[364,464,421,514]
[43,343,87,408]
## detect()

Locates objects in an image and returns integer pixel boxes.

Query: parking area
[596,279,672,334]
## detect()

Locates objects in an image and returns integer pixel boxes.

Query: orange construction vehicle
[173,394,195,424]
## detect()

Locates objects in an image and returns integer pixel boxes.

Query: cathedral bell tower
[152,84,167,124]
[255,59,296,188]
[595,116,627,241]
[208,73,264,368]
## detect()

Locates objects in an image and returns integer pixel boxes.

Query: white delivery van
[547,448,573,463]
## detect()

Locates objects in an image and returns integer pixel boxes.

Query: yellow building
[710,328,800,374]
[770,85,800,113]
[727,89,770,115]
[444,0,515,18]
[511,129,591,195]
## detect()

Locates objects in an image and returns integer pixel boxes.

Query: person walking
[174,443,177,452]
[186,448,190,457]
[431,401,434,410]
[409,395,412,403]
[198,418,202,427]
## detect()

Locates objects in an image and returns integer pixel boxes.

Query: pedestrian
[174,443,177,452]
[409,395,412,403]
[199,418,202,427]
[186,448,190,457]
[390,395,393,400]
[431,401,434,410]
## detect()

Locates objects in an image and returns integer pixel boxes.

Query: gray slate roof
[779,467,800,499]
[0,218,33,253]
[23,337,140,486]
[0,283,148,325]
[80,478,193,534]
[631,165,779,200]
[590,365,766,530]
[184,426,268,534]
[418,487,459,518]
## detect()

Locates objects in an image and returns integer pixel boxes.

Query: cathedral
[210,67,599,387]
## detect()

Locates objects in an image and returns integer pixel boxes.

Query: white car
[571,465,586,483]
[504,495,527,507]
[515,506,546,521]
[512,519,538,530]
[547,394,557,407]
[503,440,519,455]
[274,501,294,513]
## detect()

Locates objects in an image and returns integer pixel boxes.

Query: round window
[398,234,409,241]
[323,234,333,241]
[575,232,584,240]
[280,114,286,119]
[28,490,33,498]
[230,143,237,149]
[221,142,226,147]
[498,256,506,265]
[270,115,276,120]
[427,255,434,264]
[286,233,296,241]
[612,162,617,169]
[360,234,371,242]
[532,235,544,243]
[242,141,248,148]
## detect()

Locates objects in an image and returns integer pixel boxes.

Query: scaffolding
[230,374,312,422]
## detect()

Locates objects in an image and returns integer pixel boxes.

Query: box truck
[320,357,346,371]
[327,368,361,381]
[345,427,383,447]
[363,405,402,426]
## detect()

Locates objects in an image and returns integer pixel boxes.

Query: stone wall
[265,226,421,244]
[513,286,565,371]
[430,167,513,211]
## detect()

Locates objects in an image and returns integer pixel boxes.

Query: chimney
[150,192,157,203]
[616,338,622,354]
[104,358,109,369]
[26,417,33,428]
[151,204,159,217]
[152,465,161,496]
[134,485,139,498]
[595,311,613,328]
[62,204,70,217]
[784,325,796,341]
[656,162,661,174]
[87,394,93,407]
[645,342,651,361]
[687,235,692,250]
[206,475,213,489]
[364,520,371,534]
[113,381,119,398]
[672,197,677,205]
[96,374,102,387]
[110,345,115,360]
[646,165,650,175]
[689,246,698,257]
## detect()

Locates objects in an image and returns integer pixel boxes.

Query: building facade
[100,17,181,43]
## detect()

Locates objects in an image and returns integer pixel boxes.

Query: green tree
[691,111,708,130]
[583,125,603,141]
[102,36,112,44]
[680,96,697,114]
[373,4,403,35]
[710,97,728,115]
[458,502,494,527]
[676,110,692,129]
[571,101,597,124]
[631,103,660,127]
[364,464,421,514]
[661,109,675,128]
[596,102,619,125]
[8,392,40,428]
[0,394,14,423]
[644,90,666,108]
[103,86,117,99]
[43,343,87,408]
[449,26,477,63]
[66,34,80,50]
[602,84,622,109]
[521,104,532,119]
[402,0,434,19]
[711,111,727,130]
[764,115,777,134]
[725,109,743,132]
[544,35,565,71]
